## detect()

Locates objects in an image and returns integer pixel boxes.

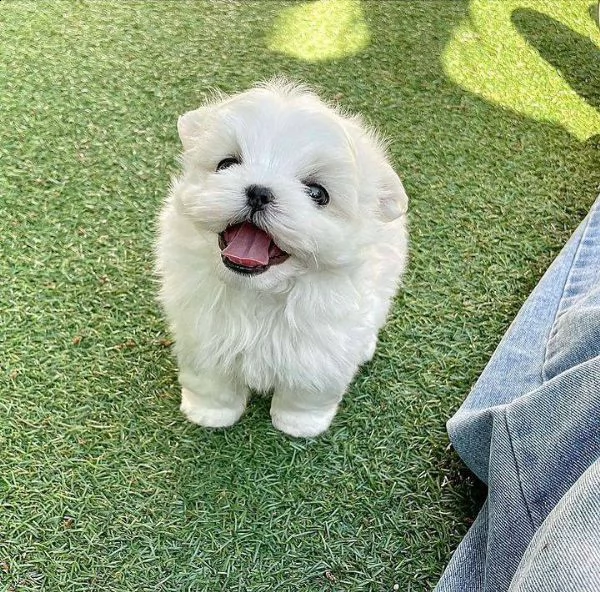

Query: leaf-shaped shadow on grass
[512,8,600,111]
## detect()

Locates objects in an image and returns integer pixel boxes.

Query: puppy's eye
[216,157,240,172]
[305,183,329,207]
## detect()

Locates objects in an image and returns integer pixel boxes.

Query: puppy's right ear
[378,163,409,222]
[177,108,206,151]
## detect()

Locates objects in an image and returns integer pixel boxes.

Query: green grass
[1,1,598,590]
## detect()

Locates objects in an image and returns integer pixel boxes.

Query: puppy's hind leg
[270,385,345,438]
[179,369,249,429]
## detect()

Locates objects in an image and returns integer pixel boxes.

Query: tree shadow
[589,3,600,29]
[512,8,600,110]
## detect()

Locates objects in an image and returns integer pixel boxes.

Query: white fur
[156,81,408,438]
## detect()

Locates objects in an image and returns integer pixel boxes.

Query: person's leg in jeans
[435,196,600,591]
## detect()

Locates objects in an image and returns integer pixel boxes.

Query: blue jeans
[436,197,600,591]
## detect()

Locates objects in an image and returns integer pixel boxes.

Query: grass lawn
[1,1,598,590]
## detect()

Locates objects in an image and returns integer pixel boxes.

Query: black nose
[246,185,274,212]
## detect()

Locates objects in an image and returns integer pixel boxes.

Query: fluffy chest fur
[163,245,368,393]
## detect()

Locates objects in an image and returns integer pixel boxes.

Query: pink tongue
[222,222,272,267]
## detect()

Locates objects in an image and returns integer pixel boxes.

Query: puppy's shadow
[512,8,600,111]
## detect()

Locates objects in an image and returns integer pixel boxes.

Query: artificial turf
[1,1,598,590]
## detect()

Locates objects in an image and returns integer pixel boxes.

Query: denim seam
[541,213,594,384]
[502,409,538,531]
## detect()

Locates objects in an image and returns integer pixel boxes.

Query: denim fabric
[509,460,600,592]
[436,197,600,592]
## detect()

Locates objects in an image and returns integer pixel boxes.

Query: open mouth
[218,222,289,275]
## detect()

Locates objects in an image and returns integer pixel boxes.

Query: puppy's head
[172,80,408,291]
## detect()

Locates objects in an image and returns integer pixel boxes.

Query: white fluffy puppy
[156,81,408,438]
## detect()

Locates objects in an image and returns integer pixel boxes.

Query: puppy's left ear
[177,107,207,151]
[379,163,409,221]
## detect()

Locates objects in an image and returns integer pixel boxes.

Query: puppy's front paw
[270,405,338,438]
[180,387,245,429]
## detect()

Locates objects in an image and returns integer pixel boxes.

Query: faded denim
[436,196,600,592]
